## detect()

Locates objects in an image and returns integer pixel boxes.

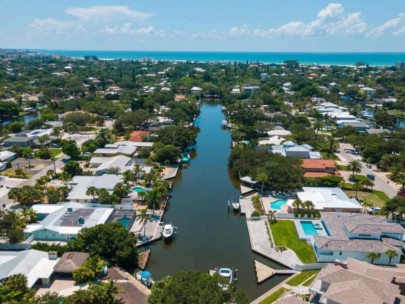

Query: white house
[25,202,114,242]
[269,141,321,159]
[190,86,202,94]
[0,151,17,162]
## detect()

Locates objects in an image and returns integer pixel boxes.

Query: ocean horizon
[34,49,405,66]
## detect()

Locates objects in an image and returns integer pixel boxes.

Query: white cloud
[102,23,165,37]
[367,13,405,38]
[65,5,153,22]
[28,18,72,34]
[318,3,344,19]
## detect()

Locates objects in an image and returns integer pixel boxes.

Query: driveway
[336,143,399,198]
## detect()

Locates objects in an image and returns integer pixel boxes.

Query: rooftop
[53,252,90,274]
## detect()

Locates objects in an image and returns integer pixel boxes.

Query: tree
[113,182,129,200]
[0,209,26,243]
[61,140,81,160]
[149,270,233,304]
[348,160,362,180]
[67,281,123,304]
[21,147,34,169]
[391,165,405,192]
[303,200,315,216]
[383,197,405,222]
[153,144,181,165]
[367,252,380,264]
[352,183,362,200]
[18,206,37,224]
[69,222,138,269]
[64,161,83,177]
[292,199,303,215]
[8,185,42,206]
[0,274,32,303]
[386,249,399,266]
[123,170,135,185]
[256,172,268,193]
[268,210,277,224]
[156,125,196,149]
[86,186,98,201]
[136,208,153,237]
[73,256,106,284]
[46,186,69,204]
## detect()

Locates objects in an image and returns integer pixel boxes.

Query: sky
[1,0,405,52]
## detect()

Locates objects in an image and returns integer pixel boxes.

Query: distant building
[396,62,405,70]
[301,159,339,178]
[3,136,35,148]
[0,151,17,162]
[268,141,321,159]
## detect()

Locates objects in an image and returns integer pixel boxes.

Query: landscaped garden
[286,270,320,287]
[270,220,317,264]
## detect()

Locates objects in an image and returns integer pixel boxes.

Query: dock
[254,260,297,283]
[138,250,151,270]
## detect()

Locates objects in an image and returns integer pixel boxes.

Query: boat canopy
[140,271,152,279]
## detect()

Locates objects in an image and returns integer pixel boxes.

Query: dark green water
[146,102,288,300]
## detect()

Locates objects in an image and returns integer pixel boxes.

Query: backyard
[344,190,387,208]
[270,220,317,264]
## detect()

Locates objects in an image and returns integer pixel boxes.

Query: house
[301,159,339,178]
[67,175,123,203]
[53,252,90,277]
[361,87,376,99]
[258,135,285,146]
[269,141,321,159]
[366,128,391,136]
[0,162,7,171]
[310,258,405,303]
[242,86,260,93]
[24,202,114,241]
[290,187,362,212]
[0,250,59,288]
[190,87,202,94]
[312,212,404,265]
[3,136,35,147]
[94,141,153,157]
[0,151,17,162]
[89,155,152,176]
[336,120,369,132]
[267,127,292,137]
[129,131,150,142]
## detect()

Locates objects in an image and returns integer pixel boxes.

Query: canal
[147,102,288,300]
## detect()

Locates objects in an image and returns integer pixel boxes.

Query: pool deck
[293,219,329,244]
[130,209,165,247]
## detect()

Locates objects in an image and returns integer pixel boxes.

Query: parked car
[366,163,372,169]
[367,174,375,180]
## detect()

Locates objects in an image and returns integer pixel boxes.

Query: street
[336,143,399,198]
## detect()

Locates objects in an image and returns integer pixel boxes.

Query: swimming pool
[117,217,131,228]
[132,186,149,194]
[271,199,287,210]
[300,221,318,236]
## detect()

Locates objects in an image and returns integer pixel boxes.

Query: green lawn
[372,190,390,202]
[344,190,386,208]
[260,288,287,304]
[336,164,349,171]
[49,148,62,157]
[270,220,317,264]
[320,152,340,160]
[286,270,320,287]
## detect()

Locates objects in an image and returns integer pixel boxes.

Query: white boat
[232,201,240,211]
[221,120,228,128]
[162,224,176,239]
[218,268,233,291]
[135,270,155,288]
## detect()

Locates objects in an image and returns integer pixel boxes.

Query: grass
[372,190,390,202]
[260,288,287,304]
[49,148,62,157]
[320,152,340,160]
[344,190,386,208]
[336,164,349,171]
[270,220,317,264]
[0,168,31,178]
[286,270,320,287]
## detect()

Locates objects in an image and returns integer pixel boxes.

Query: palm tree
[8,187,21,203]
[256,172,268,193]
[21,147,33,169]
[107,166,121,175]
[133,163,143,180]
[348,160,362,180]
[18,206,37,224]
[303,200,315,216]
[268,210,277,224]
[367,252,380,264]
[386,250,399,266]
[292,199,302,215]
[123,170,135,185]
[51,127,63,141]
[136,208,153,237]
[362,200,373,214]
[86,186,98,201]
[38,135,50,148]
[51,156,57,174]
[113,182,129,200]
[352,182,363,200]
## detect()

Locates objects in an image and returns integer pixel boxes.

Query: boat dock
[254,260,297,283]
[138,250,151,270]
[131,209,165,248]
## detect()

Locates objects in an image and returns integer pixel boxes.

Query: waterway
[1,112,41,126]
[146,101,288,301]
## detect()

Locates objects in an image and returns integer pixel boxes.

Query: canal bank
[145,102,288,301]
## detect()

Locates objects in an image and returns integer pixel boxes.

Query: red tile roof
[129,131,150,142]
[301,159,337,170]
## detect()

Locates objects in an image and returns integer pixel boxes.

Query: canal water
[146,102,288,300]
[1,112,41,126]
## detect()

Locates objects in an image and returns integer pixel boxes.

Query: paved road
[336,143,399,198]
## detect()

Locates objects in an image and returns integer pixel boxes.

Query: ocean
[36,50,405,66]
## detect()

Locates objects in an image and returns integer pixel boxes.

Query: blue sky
[1,0,405,51]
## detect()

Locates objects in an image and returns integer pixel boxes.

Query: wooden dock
[138,250,151,270]
[254,260,297,283]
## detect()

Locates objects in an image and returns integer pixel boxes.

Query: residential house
[301,159,339,178]
[289,187,362,212]
[312,212,404,265]
[0,250,59,288]
[67,175,123,203]
[89,155,152,176]
[3,136,35,147]
[269,141,321,159]
[336,120,369,132]
[0,151,17,162]
[361,87,377,99]
[53,252,90,277]
[24,202,114,241]
[310,258,405,303]
[94,141,153,157]
[267,127,292,137]
[190,87,202,94]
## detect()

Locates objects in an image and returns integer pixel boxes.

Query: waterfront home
[190,86,202,94]
[289,187,362,212]
[336,120,369,132]
[258,135,285,146]
[268,141,321,159]
[89,155,153,176]
[24,202,114,242]
[94,141,153,157]
[310,258,405,303]
[267,127,292,137]
[0,151,17,162]
[0,249,59,288]
[67,174,123,203]
[300,160,339,178]
[3,136,35,147]
[313,212,404,265]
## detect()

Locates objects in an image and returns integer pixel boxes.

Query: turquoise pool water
[117,217,131,228]
[271,199,287,210]
[300,221,318,236]
[132,186,149,194]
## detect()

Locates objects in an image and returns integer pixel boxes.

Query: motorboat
[218,268,233,291]
[136,270,155,288]
[162,224,176,239]
[232,201,240,211]
[221,120,228,128]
